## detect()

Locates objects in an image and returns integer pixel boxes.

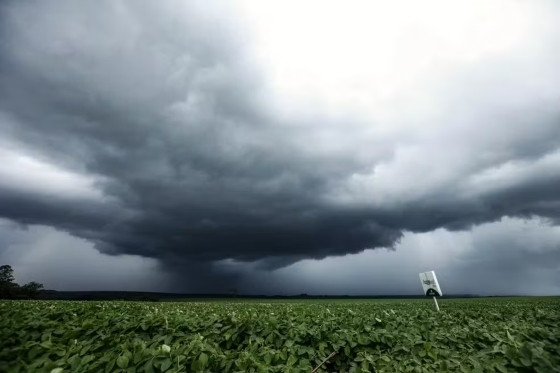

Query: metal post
[433,296,440,312]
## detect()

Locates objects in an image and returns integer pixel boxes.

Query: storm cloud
[1,1,559,292]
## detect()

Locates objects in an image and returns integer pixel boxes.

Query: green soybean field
[1,297,559,372]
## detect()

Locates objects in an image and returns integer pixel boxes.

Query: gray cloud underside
[1,0,560,270]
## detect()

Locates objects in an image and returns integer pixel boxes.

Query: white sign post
[419,271,442,311]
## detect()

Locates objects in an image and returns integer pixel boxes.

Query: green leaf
[264,353,273,365]
[506,330,514,342]
[116,355,129,369]
[143,360,154,373]
[105,356,116,373]
[199,352,208,366]
[161,359,172,371]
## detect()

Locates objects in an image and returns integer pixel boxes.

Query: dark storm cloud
[228,217,560,296]
[0,219,171,291]
[1,0,560,285]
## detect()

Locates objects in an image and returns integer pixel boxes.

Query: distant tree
[0,264,19,299]
[20,282,44,299]
[0,264,44,299]
[0,264,15,283]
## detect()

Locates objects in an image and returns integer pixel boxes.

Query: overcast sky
[1,0,559,295]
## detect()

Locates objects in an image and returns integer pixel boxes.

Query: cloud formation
[1,0,559,291]
[229,217,560,296]
[0,218,170,291]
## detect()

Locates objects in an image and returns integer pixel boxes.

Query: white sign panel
[419,271,442,297]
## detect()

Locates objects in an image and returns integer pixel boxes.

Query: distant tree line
[0,264,44,299]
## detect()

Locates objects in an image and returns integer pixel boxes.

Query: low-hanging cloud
[1,0,560,287]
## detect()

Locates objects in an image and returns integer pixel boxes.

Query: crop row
[1,298,559,372]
